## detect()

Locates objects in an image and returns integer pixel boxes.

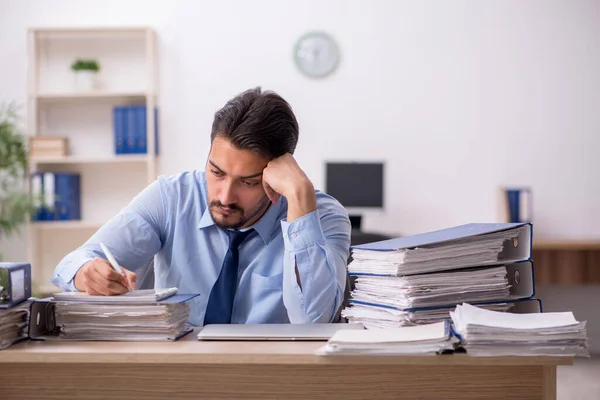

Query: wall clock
[293,31,340,79]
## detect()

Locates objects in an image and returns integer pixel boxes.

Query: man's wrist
[285,179,317,222]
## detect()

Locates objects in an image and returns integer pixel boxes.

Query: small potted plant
[70,58,100,91]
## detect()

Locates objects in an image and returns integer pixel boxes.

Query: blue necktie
[203,229,254,325]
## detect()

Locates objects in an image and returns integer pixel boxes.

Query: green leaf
[0,101,36,241]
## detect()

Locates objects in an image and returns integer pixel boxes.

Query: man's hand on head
[73,258,137,295]
[262,153,317,223]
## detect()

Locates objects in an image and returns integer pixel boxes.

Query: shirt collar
[198,199,285,246]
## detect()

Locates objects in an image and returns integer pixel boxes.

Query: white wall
[1,1,599,347]
[0,0,600,244]
[1,0,599,245]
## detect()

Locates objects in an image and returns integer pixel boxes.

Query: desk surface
[0,329,573,367]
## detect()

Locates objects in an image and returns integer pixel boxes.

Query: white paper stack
[317,321,457,356]
[450,303,589,357]
[53,288,179,303]
[348,228,521,276]
[0,301,30,350]
[54,302,191,341]
[349,266,510,310]
[343,302,513,329]
[51,288,192,341]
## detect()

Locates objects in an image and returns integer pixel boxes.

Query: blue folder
[352,222,532,265]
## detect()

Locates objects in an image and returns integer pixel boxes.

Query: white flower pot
[74,70,98,91]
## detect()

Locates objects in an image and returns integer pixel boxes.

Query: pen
[100,242,132,292]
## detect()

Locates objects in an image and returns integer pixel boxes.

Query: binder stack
[342,223,541,329]
[29,289,197,342]
[0,263,32,350]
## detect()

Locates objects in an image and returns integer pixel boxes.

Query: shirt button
[291,233,298,239]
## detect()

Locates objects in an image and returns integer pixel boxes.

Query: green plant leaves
[70,58,100,72]
[0,101,35,241]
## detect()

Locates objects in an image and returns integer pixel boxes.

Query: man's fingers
[263,182,280,204]
[87,267,129,295]
[96,262,128,282]
[122,269,137,291]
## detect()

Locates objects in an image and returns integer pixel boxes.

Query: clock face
[294,32,340,78]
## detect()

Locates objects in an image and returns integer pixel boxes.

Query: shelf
[30,154,150,165]
[30,221,104,230]
[532,240,600,251]
[34,91,149,102]
[32,26,150,35]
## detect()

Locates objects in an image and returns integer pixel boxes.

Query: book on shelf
[28,136,69,158]
[113,105,159,155]
[30,172,81,221]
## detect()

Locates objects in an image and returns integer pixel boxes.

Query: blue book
[29,172,44,221]
[113,107,124,154]
[40,173,80,221]
[55,173,81,220]
[136,106,147,154]
[42,172,56,220]
[125,106,138,154]
[134,106,159,155]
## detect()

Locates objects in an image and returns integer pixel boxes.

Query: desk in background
[1,329,570,400]
[533,240,600,285]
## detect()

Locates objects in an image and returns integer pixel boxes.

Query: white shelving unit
[26,27,159,293]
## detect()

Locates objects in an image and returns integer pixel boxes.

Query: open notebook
[52,288,178,303]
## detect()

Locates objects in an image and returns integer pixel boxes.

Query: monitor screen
[325,162,384,208]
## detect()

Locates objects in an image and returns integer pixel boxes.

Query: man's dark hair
[210,87,299,159]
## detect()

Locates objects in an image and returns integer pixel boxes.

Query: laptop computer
[197,323,365,341]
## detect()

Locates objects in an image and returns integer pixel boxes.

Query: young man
[51,87,351,326]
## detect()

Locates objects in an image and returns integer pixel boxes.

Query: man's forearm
[280,210,349,323]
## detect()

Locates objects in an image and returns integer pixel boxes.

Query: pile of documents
[0,301,30,350]
[450,303,589,357]
[343,302,513,330]
[317,321,458,356]
[343,223,534,328]
[50,288,193,341]
[348,266,511,310]
[348,226,523,276]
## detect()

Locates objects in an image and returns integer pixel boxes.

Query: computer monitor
[325,162,384,230]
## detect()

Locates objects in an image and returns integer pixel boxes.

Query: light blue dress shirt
[51,170,351,326]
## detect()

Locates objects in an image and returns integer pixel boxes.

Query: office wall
[0,0,598,349]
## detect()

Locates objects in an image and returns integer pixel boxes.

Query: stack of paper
[53,288,179,303]
[343,302,513,329]
[317,321,457,356]
[349,266,510,310]
[51,288,193,341]
[450,303,589,357]
[348,227,523,276]
[0,301,30,350]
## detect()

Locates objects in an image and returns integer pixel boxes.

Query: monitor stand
[348,214,392,246]
[349,215,362,231]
